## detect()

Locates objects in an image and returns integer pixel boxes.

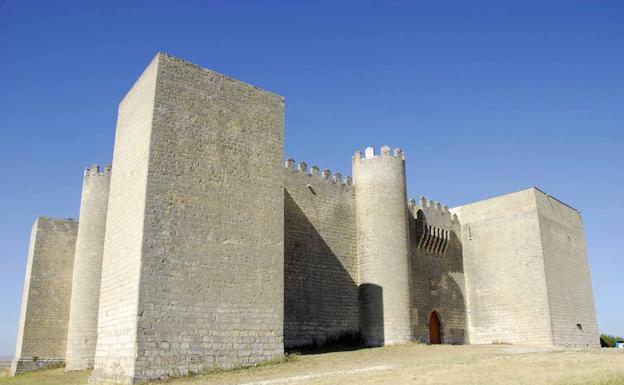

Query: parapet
[84,163,112,178]
[353,145,405,162]
[284,158,352,187]
[409,195,459,224]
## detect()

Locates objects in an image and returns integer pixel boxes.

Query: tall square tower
[92,53,285,384]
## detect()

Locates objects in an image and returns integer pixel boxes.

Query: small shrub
[600,334,624,348]
[283,352,300,362]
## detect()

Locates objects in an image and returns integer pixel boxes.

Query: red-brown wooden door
[429,311,441,344]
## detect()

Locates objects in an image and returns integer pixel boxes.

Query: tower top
[353,146,405,162]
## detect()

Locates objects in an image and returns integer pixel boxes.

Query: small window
[576,323,583,332]
[429,277,438,292]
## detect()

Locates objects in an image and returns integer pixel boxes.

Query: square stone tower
[11,217,78,375]
[454,188,599,347]
[91,53,285,384]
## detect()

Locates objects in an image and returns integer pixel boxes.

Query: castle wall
[408,198,466,344]
[283,162,358,349]
[92,54,158,384]
[454,188,554,345]
[353,147,413,346]
[535,190,600,347]
[11,217,78,375]
[93,52,285,384]
[66,164,111,371]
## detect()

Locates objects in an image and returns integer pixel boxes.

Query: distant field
[0,345,623,385]
[0,357,10,377]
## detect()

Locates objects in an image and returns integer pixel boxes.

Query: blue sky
[0,0,622,356]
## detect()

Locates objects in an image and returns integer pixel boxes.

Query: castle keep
[11,53,600,383]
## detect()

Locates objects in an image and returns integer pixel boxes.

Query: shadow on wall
[283,190,361,352]
[359,283,384,347]
[410,209,467,345]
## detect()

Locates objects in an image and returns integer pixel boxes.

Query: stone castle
[11,52,599,383]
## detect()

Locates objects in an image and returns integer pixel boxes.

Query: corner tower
[91,52,284,384]
[353,146,413,346]
[65,164,111,370]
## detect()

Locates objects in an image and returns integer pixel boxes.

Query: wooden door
[429,311,441,344]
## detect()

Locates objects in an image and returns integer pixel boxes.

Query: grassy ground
[0,344,622,385]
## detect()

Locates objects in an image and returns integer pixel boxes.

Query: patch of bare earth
[0,345,623,385]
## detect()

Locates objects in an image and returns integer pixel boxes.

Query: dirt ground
[1,344,623,385]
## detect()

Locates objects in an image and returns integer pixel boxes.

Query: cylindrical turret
[65,164,111,370]
[353,146,412,346]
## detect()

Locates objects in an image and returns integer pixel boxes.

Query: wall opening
[429,311,442,344]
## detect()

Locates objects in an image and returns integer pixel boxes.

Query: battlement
[84,163,112,178]
[284,158,352,187]
[353,145,405,162]
[37,216,77,223]
[409,196,459,223]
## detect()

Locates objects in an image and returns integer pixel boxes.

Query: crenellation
[11,52,600,382]
[285,160,352,188]
[356,146,404,162]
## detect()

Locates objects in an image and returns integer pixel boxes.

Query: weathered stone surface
[353,147,413,346]
[534,190,599,347]
[91,54,158,385]
[12,52,601,383]
[409,198,466,344]
[454,189,554,345]
[92,52,284,384]
[283,164,358,349]
[11,217,78,375]
[65,164,111,371]
[454,188,599,347]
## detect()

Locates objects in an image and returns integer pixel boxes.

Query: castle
[11,52,600,384]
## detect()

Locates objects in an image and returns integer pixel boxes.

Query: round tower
[65,164,111,371]
[353,146,412,346]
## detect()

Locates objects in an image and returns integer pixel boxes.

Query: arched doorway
[429,311,441,344]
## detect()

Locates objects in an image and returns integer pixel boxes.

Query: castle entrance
[429,311,441,344]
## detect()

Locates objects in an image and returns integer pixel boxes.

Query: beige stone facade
[453,188,599,346]
[11,52,600,383]
[66,164,111,371]
[11,217,78,375]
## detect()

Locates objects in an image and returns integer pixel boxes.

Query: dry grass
[0,345,622,385]
[0,367,89,384]
[560,373,624,385]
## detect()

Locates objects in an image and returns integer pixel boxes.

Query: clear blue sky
[0,0,622,356]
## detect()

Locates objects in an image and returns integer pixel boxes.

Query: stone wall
[93,52,285,384]
[11,217,78,375]
[408,197,466,344]
[91,54,158,384]
[454,189,555,345]
[535,190,600,347]
[283,161,358,349]
[66,164,111,371]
